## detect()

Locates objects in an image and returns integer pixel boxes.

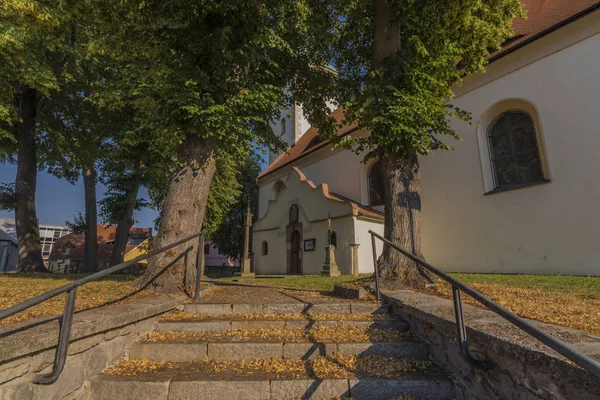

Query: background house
[0,219,71,266]
[0,229,18,273]
[48,225,151,273]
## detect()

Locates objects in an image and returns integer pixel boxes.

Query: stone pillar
[321,213,340,276]
[241,206,255,277]
[321,245,341,277]
[350,243,360,277]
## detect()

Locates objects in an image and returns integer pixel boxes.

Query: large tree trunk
[378,153,434,288]
[15,88,46,272]
[371,1,433,288]
[82,163,98,272]
[109,155,144,266]
[135,136,217,292]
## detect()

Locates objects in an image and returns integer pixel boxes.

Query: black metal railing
[368,230,600,379]
[0,231,205,384]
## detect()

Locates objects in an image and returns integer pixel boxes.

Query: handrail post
[194,233,205,301]
[33,288,77,385]
[452,286,469,359]
[370,233,381,301]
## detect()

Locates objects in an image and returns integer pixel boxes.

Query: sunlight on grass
[448,273,600,300]
[436,273,600,335]
[0,273,158,325]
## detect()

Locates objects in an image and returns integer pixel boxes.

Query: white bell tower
[268,98,311,164]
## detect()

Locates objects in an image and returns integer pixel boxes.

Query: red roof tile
[489,0,600,61]
[49,225,150,262]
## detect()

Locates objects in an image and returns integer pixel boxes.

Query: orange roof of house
[48,225,150,262]
[259,1,599,180]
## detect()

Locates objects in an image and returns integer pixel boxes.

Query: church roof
[259,0,600,180]
[259,108,362,179]
[489,0,600,62]
[328,192,384,220]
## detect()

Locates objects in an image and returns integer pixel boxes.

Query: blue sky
[0,150,270,229]
[0,163,159,228]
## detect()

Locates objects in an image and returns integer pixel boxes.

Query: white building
[0,219,71,265]
[253,1,600,277]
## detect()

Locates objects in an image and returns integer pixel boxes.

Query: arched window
[289,204,299,224]
[487,110,544,190]
[368,161,384,206]
[330,231,337,248]
[281,118,286,136]
[262,241,268,255]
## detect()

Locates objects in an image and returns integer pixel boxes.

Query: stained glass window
[487,111,543,190]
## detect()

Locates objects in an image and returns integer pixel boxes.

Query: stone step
[183,302,387,315]
[91,374,454,400]
[129,339,429,362]
[156,318,408,332]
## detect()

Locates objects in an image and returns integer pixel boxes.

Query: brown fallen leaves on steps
[143,326,409,343]
[160,311,393,322]
[106,355,431,379]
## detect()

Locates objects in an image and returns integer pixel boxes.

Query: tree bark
[378,153,434,288]
[372,0,401,69]
[82,163,98,272]
[15,88,46,272]
[109,155,144,266]
[134,136,217,292]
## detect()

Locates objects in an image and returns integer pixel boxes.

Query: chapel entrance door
[290,230,302,274]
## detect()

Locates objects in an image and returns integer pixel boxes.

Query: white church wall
[258,175,290,219]
[419,23,600,276]
[353,218,384,274]
[253,167,357,275]
[253,229,286,275]
[300,149,364,203]
[299,217,355,275]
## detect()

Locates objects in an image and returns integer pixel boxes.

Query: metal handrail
[368,230,600,379]
[0,230,205,384]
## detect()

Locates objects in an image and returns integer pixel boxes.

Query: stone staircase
[89,299,455,399]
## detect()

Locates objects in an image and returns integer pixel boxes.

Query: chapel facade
[253,0,600,276]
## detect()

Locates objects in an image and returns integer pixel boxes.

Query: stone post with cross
[241,205,255,277]
[321,213,340,277]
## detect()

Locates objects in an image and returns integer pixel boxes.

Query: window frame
[485,109,549,194]
[262,241,268,255]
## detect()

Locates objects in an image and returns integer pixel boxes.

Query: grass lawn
[0,273,158,326]
[433,273,600,336]
[211,274,370,291]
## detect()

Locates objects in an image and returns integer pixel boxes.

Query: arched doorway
[290,230,302,274]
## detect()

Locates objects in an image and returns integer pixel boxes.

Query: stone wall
[384,290,600,400]
[0,296,179,400]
